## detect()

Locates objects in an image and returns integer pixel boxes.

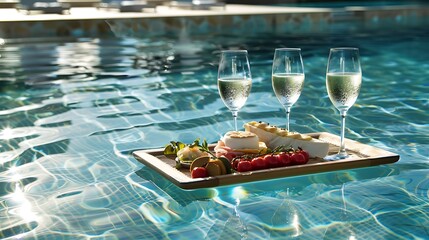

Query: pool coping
[1,4,428,38]
[0,5,335,22]
[1,4,428,22]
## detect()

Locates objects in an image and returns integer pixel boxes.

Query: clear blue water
[0,25,428,239]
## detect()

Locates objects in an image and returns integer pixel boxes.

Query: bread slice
[244,121,329,158]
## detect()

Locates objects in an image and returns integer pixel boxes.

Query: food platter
[132,132,399,189]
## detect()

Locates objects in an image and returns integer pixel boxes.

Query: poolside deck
[1,4,331,22]
[0,4,428,38]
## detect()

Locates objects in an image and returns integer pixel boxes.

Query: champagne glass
[325,47,362,160]
[272,48,305,131]
[217,50,252,131]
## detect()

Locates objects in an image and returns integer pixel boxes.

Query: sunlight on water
[7,184,39,223]
[0,127,14,140]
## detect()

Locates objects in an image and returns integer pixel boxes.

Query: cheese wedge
[244,121,329,158]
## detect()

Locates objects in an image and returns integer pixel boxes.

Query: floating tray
[132,132,400,189]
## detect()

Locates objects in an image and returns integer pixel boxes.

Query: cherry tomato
[264,154,280,168]
[237,160,252,172]
[250,157,266,170]
[298,149,310,162]
[278,152,292,166]
[232,158,241,170]
[191,167,208,178]
[290,152,307,165]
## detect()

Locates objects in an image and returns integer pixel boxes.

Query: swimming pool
[0,14,428,240]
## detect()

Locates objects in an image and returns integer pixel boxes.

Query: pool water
[0,25,428,239]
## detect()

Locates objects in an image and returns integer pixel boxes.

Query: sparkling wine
[326,72,362,110]
[218,78,252,111]
[272,73,305,106]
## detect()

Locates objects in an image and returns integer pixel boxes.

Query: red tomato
[191,167,208,178]
[237,160,253,172]
[290,152,307,165]
[232,158,241,170]
[264,154,280,168]
[299,149,310,162]
[251,157,266,170]
[278,152,292,166]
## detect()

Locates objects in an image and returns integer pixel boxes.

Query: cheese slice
[244,121,329,158]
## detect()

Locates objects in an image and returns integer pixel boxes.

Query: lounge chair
[98,0,157,12]
[169,0,225,10]
[17,0,70,14]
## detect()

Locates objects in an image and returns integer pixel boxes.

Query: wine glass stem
[285,106,291,132]
[339,110,348,157]
[231,110,238,131]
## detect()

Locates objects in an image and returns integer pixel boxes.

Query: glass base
[323,153,349,161]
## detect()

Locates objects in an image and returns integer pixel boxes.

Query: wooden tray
[132,132,400,189]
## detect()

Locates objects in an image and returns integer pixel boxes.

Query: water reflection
[0,169,39,238]
[8,183,38,223]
